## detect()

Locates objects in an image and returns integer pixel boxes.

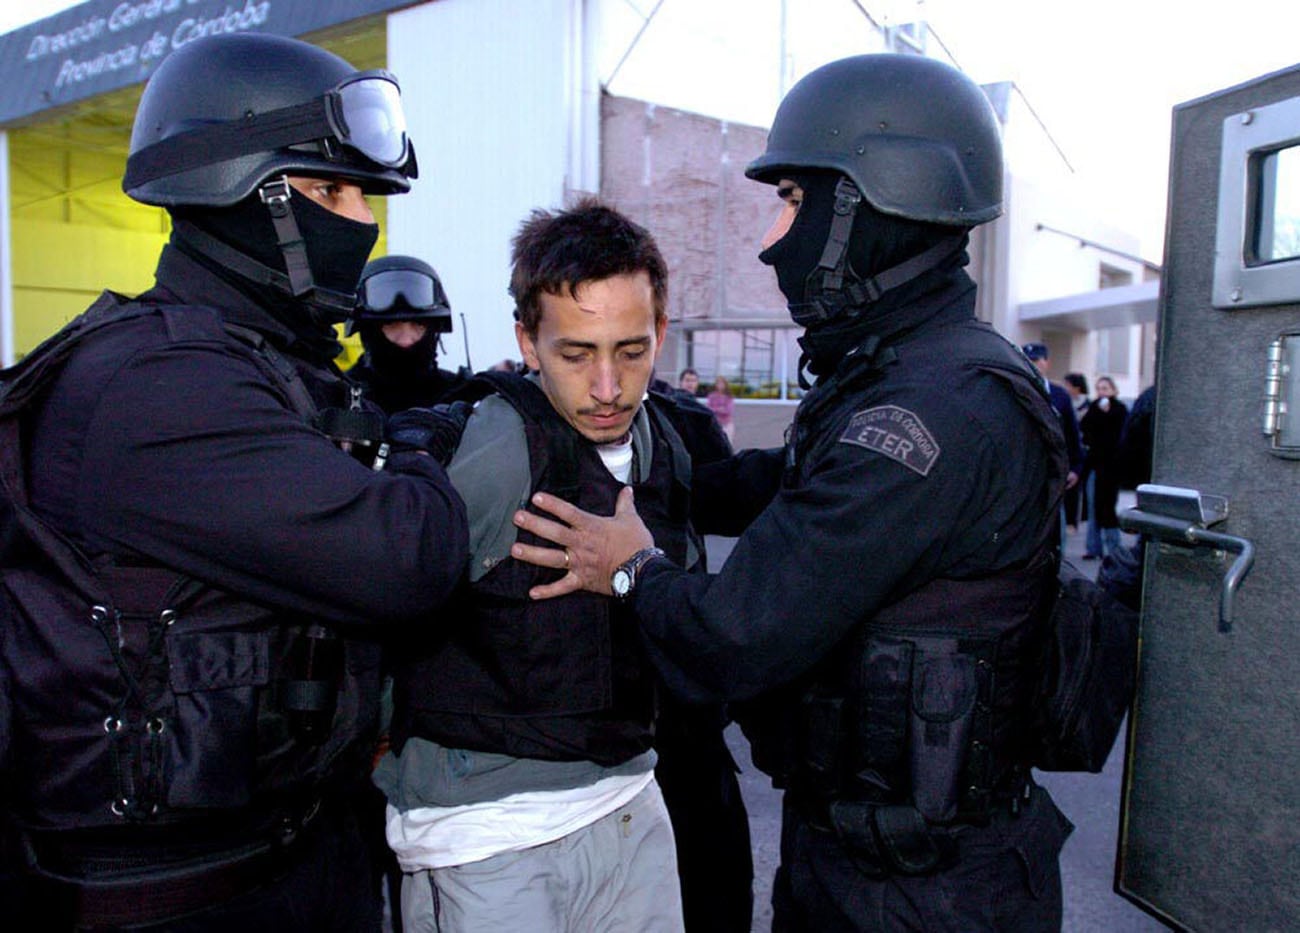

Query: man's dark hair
[1021,342,1050,362]
[679,368,698,382]
[1064,372,1089,395]
[509,199,668,335]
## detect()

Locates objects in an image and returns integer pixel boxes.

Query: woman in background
[1080,375,1129,559]
[707,375,736,444]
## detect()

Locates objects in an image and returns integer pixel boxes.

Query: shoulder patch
[839,405,940,476]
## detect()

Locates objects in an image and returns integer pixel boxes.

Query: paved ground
[709,489,1170,931]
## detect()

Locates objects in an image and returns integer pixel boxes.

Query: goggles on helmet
[124,70,415,190]
[359,266,447,313]
[327,73,410,167]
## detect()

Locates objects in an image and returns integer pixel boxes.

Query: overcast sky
[5,0,1300,259]
[921,0,1300,259]
[597,0,1300,260]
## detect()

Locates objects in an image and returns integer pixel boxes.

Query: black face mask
[758,173,972,383]
[359,321,439,379]
[291,191,380,300]
[757,172,837,312]
[174,187,378,309]
[172,189,378,363]
[758,171,958,319]
[175,196,285,282]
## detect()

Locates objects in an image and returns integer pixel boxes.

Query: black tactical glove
[385,401,472,464]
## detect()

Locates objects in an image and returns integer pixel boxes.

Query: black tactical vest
[0,293,382,836]
[744,320,1064,828]
[391,373,700,766]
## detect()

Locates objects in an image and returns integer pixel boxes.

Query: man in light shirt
[375,201,698,931]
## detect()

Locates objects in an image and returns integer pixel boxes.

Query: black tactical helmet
[353,255,453,334]
[746,54,1002,226]
[123,33,417,207]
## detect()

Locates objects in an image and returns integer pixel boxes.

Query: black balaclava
[757,172,838,312]
[358,317,440,380]
[758,170,969,379]
[171,187,379,365]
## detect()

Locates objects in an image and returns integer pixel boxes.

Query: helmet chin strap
[258,178,359,318]
[791,177,966,329]
[168,179,358,319]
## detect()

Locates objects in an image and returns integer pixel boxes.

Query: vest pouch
[281,624,342,746]
[1034,560,1138,772]
[849,635,914,799]
[908,646,977,824]
[826,800,953,876]
[1,566,130,822]
[166,630,270,808]
[798,694,843,797]
[733,688,801,789]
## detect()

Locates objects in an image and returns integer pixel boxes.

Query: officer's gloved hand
[385,401,472,464]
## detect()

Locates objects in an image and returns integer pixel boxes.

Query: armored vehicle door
[1116,64,1300,929]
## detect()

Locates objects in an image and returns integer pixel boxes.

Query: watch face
[612,568,633,597]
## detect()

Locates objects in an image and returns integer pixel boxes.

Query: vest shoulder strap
[0,291,141,414]
[642,392,693,493]
[0,296,303,602]
[452,371,551,420]
[0,293,161,602]
[220,322,318,421]
[457,372,582,496]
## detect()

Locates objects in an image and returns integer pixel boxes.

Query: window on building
[675,327,805,400]
[1099,262,1133,290]
[1097,326,1131,375]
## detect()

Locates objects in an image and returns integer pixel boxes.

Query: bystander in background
[1063,372,1091,532]
[706,375,736,444]
[1079,375,1129,559]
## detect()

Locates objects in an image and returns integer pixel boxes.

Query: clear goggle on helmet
[124,70,416,193]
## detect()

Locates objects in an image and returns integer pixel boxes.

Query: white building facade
[0,0,1157,404]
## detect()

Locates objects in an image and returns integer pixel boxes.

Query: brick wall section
[597,93,995,450]
[598,92,995,330]
[599,93,787,324]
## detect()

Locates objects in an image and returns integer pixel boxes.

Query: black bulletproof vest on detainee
[391,372,701,766]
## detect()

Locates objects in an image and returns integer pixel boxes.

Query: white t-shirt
[387,770,654,870]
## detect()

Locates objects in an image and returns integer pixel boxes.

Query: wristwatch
[611,547,666,600]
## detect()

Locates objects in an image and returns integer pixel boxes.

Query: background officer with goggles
[0,33,466,931]
[348,255,470,413]
[513,54,1073,931]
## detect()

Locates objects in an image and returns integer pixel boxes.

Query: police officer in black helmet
[512,54,1074,930]
[348,255,468,413]
[0,33,466,930]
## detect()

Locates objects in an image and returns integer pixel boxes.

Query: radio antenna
[460,313,473,372]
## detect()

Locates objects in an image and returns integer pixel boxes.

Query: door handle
[1118,484,1255,632]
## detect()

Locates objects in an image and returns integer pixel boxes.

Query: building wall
[5,102,166,359]
[600,94,783,323]
[0,2,1157,395]
[385,0,591,373]
[598,93,790,386]
[1004,178,1151,398]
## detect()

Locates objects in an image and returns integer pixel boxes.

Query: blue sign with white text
[0,0,417,125]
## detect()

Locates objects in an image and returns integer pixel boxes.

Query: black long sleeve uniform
[631,279,1058,705]
[27,245,467,627]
